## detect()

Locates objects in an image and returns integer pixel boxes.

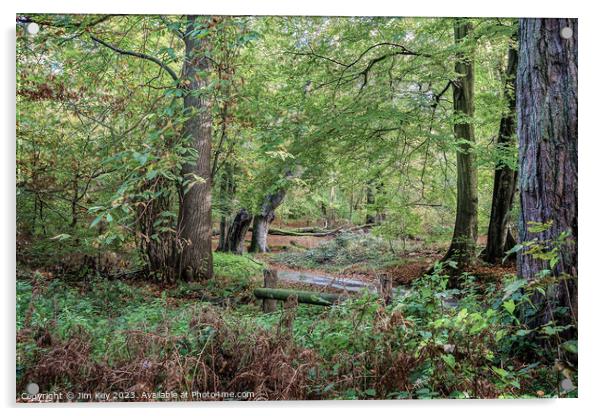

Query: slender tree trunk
[175,16,214,280]
[366,179,385,225]
[249,189,286,253]
[365,181,376,224]
[375,181,386,223]
[483,38,519,264]
[218,215,229,251]
[517,18,578,326]
[217,163,236,251]
[442,19,478,271]
[69,180,78,228]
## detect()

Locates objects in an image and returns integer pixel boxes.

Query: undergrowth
[16,253,576,401]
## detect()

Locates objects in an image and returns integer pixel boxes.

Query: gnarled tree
[249,188,287,253]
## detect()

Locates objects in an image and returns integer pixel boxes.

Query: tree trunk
[483,38,519,264]
[220,208,253,254]
[365,181,376,224]
[366,180,385,225]
[442,19,478,271]
[249,189,286,253]
[517,18,578,326]
[217,163,236,251]
[175,16,214,281]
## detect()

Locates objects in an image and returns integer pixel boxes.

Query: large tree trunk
[442,19,478,271]
[220,208,253,254]
[483,38,519,264]
[517,18,578,327]
[249,189,286,253]
[175,16,214,280]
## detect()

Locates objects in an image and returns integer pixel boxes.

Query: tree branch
[431,80,453,108]
[90,35,180,83]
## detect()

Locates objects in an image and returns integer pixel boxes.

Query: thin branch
[90,35,180,83]
[431,80,453,108]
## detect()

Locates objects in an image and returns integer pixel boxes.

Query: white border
[3,1,600,415]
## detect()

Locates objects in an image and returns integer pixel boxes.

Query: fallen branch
[267,227,341,237]
[267,223,374,237]
[212,223,376,238]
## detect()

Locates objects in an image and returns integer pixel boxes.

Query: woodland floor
[210,227,516,289]
[16,226,545,402]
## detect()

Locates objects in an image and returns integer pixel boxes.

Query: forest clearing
[15,14,577,401]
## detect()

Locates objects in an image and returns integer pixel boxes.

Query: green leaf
[503,299,516,315]
[492,366,509,379]
[456,308,468,321]
[90,214,104,228]
[502,278,527,300]
[364,388,376,397]
[561,340,578,355]
[442,354,456,369]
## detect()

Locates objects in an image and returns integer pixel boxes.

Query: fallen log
[266,227,340,237]
[253,287,348,306]
[266,224,375,237]
[213,224,376,238]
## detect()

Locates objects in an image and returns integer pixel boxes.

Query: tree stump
[379,275,393,305]
[262,269,279,313]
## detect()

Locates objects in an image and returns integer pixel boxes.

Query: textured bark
[249,189,287,253]
[220,208,252,254]
[442,19,478,270]
[517,18,578,326]
[483,39,519,264]
[175,16,214,280]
